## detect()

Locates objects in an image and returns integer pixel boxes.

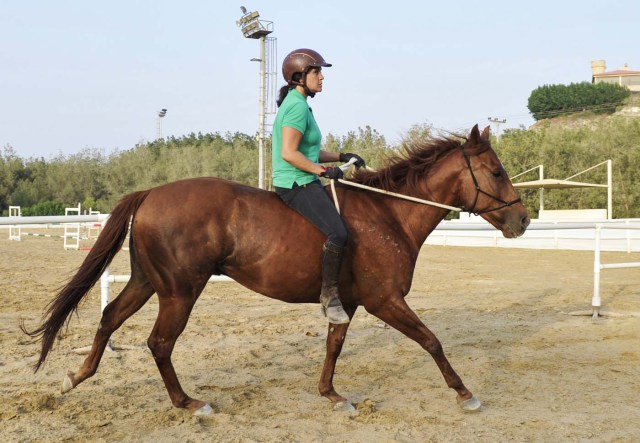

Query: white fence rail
[99,269,233,313]
[8,206,21,240]
[0,214,109,226]
[3,214,639,319]
[2,213,108,249]
[429,218,640,317]
[592,224,640,317]
[427,218,640,252]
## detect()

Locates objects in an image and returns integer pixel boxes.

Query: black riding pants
[275,180,348,248]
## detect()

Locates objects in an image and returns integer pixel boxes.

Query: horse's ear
[469,124,480,144]
[481,126,491,141]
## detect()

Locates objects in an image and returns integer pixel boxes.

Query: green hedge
[528,82,630,121]
[21,201,66,216]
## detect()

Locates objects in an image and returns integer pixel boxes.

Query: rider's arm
[281,126,326,175]
[318,150,340,163]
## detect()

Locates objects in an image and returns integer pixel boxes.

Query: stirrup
[321,304,350,324]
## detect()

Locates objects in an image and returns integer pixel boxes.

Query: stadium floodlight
[156,108,167,140]
[236,7,272,40]
[487,116,506,139]
[236,7,274,189]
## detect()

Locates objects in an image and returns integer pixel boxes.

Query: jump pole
[592,225,603,318]
[8,206,21,240]
[78,269,234,354]
[99,271,234,312]
[592,223,640,318]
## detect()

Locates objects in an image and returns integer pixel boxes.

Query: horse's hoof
[333,401,356,412]
[457,395,482,412]
[193,403,214,416]
[61,372,74,394]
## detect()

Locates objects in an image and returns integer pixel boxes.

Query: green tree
[499,117,640,218]
[324,125,390,171]
[3,120,640,219]
[528,82,630,121]
[0,144,27,213]
[22,201,66,216]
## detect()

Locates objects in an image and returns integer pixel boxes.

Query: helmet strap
[288,71,316,98]
[300,71,316,98]
[304,86,316,98]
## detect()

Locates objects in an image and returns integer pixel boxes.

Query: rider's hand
[339,152,366,168]
[320,166,344,180]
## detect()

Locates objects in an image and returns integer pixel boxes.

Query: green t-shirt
[272,89,322,188]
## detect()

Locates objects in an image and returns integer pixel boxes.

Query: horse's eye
[491,170,503,178]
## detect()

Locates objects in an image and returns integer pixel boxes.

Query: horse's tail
[21,189,151,372]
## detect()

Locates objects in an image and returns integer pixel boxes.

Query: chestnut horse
[23,125,529,415]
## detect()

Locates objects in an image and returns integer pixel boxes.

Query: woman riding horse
[23,124,529,415]
[272,48,365,324]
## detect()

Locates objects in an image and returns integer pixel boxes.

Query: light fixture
[236,7,272,40]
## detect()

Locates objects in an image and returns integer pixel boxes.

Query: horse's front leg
[367,296,481,412]
[318,305,357,411]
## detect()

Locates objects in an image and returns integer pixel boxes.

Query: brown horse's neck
[381,157,464,248]
[386,193,453,248]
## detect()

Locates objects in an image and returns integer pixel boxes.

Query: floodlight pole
[237,7,273,190]
[156,108,167,140]
[258,38,267,189]
[488,117,506,139]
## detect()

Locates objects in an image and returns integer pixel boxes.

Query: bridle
[459,146,522,215]
[329,144,522,216]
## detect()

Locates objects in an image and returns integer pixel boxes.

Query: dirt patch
[1,235,639,442]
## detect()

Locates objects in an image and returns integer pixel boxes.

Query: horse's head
[456,125,529,238]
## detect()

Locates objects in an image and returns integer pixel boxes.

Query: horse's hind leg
[147,289,211,415]
[62,275,155,393]
[367,295,481,412]
[318,305,357,410]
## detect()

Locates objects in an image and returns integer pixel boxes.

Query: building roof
[594,67,640,77]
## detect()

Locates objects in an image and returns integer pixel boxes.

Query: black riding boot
[320,241,351,324]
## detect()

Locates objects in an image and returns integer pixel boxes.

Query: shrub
[22,201,66,216]
[528,82,630,121]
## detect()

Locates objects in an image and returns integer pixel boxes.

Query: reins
[329,179,460,214]
[329,145,521,215]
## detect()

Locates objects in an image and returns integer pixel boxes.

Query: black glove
[320,166,344,180]
[339,152,366,168]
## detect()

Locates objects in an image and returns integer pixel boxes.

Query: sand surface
[1,232,639,442]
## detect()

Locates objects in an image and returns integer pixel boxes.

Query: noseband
[459,146,522,215]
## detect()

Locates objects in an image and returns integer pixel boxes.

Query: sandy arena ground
[1,231,639,442]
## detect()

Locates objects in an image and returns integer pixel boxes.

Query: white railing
[8,206,21,240]
[428,218,640,252]
[2,211,107,249]
[64,204,81,250]
[429,219,640,317]
[99,269,233,313]
[3,214,638,319]
[592,223,640,318]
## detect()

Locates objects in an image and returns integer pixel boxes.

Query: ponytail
[276,85,289,107]
[276,73,304,107]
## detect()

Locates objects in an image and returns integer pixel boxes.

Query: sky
[1,0,638,159]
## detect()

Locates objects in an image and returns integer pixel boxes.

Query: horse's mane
[349,135,464,192]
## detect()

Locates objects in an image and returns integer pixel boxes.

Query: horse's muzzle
[503,214,530,238]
